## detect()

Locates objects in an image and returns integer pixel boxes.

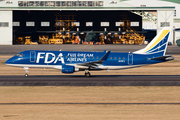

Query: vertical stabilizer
[133,27,171,56]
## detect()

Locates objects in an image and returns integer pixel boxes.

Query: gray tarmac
[0,44,180,55]
[0,75,180,86]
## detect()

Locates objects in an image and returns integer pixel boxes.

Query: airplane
[5,27,174,77]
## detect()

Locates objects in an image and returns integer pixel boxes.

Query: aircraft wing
[77,51,111,67]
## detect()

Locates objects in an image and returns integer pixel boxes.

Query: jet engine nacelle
[61,65,79,74]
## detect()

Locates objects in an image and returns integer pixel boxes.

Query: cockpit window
[15,53,23,57]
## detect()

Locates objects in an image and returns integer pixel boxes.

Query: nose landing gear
[85,70,91,77]
[24,67,29,77]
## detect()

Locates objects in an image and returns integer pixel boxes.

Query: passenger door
[128,54,133,65]
[30,51,36,62]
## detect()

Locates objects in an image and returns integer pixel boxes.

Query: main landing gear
[85,70,91,77]
[24,67,29,77]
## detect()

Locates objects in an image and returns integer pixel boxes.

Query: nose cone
[5,58,14,65]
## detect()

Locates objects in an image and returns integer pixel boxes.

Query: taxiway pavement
[0,44,180,55]
[0,75,180,86]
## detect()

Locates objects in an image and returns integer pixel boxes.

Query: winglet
[100,51,111,61]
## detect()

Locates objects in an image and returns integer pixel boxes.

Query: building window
[174,10,176,17]
[28,1,34,7]
[82,1,87,7]
[40,1,44,6]
[56,1,60,6]
[23,1,27,6]
[72,1,77,7]
[161,22,170,27]
[130,22,139,27]
[72,22,80,26]
[35,1,40,6]
[45,1,50,6]
[41,22,50,27]
[101,22,109,27]
[110,1,117,4]
[67,1,71,7]
[88,1,93,7]
[26,22,35,26]
[18,1,23,6]
[61,1,67,7]
[86,22,93,27]
[50,1,55,7]
[77,1,82,7]
[92,1,96,6]
[13,22,20,26]
[97,1,103,6]
[6,1,13,4]
[116,22,124,26]
[18,1,104,7]
[0,22,9,27]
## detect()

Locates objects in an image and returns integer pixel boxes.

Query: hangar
[0,0,175,45]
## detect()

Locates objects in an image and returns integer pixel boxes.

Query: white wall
[0,0,18,7]
[0,11,12,45]
[157,10,174,44]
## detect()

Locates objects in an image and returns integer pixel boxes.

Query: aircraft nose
[5,58,14,64]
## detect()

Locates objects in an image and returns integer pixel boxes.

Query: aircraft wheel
[85,72,91,77]
[25,73,28,77]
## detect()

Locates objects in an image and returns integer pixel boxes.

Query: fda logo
[36,52,65,64]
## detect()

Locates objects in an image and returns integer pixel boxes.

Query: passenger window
[96,56,98,59]
[119,57,121,59]
[123,57,125,59]
[66,56,67,58]
[92,57,94,59]
[110,57,112,59]
[70,56,72,58]
[78,56,80,58]
[88,56,90,59]
[114,57,116,59]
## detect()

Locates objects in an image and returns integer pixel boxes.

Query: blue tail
[134,27,171,56]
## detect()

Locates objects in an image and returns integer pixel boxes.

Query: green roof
[160,0,180,4]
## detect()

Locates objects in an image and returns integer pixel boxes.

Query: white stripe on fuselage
[6,64,145,70]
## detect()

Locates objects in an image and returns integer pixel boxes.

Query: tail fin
[134,27,171,56]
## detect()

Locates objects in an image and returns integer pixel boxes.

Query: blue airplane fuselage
[6,50,166,68]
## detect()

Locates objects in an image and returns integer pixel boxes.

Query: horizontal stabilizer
[150,55,174,61]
